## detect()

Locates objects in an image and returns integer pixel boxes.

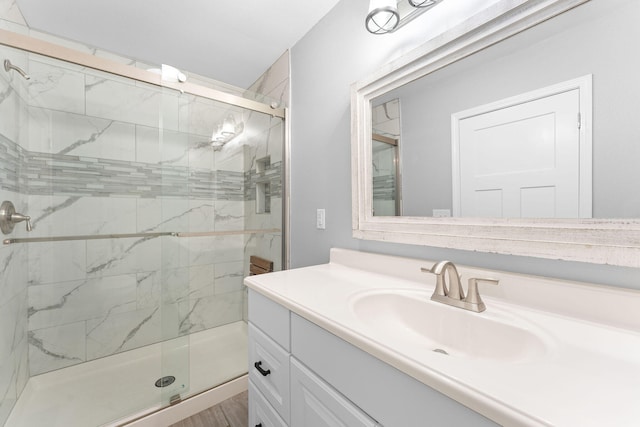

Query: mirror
[351,0,640,267]
[372,98,402,216]
[370,0,638,219]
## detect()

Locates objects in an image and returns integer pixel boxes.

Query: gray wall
[290,0,640,289]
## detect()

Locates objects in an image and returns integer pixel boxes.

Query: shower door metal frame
[0,29,285,119]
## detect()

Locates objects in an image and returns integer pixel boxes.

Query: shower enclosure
[0,31,285,427]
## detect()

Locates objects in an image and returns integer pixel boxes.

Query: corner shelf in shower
[2,228,281,245]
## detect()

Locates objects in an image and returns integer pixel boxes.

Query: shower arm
[4,59,30,80]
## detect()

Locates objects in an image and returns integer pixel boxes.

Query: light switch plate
[316,209,326,229]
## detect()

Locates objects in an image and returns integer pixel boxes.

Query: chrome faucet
[421,261,499,312]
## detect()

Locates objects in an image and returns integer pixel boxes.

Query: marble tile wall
[0,30,29,426]
[241,51,289,320]
[20,60,271,377]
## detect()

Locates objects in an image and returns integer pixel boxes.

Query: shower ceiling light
[210,114,244,151]
[366,0,444,35]
[220,115,236,137]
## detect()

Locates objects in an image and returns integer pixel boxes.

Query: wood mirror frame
[351,0,640,268]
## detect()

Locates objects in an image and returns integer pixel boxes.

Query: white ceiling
[15,0,342,89]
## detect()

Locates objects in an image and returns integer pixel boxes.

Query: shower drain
[433,348,449,355]
[155,376,176,388]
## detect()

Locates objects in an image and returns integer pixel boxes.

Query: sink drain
[155,376,176,388]
[433,348,449,355]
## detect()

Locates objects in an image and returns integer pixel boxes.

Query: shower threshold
[6,321,248,427]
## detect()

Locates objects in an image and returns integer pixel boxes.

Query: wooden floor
[169,391,248,427]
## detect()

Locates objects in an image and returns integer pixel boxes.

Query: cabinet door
[249,380,288,427]
[290,358,378,427]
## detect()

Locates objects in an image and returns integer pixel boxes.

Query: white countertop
[244,249,640,426]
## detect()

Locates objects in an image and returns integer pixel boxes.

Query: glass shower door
[3,47,193,425]
[158,86,191,406]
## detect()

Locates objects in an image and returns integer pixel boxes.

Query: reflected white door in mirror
[452,75,592,218]
[351,0,640,267]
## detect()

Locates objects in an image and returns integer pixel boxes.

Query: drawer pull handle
[254,361,271,376]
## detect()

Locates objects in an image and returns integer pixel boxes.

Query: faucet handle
[421,261,459,297]
[464,278,499,312]
[421,266,447,297]
[421,265,449,297]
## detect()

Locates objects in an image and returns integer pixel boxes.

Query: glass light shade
[365,0,399,34]
[408,0,436,7]
[220,115,236,137]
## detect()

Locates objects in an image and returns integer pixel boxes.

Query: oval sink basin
[350,289,549,362]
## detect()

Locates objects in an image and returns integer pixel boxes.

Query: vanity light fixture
[366,0,444,35]
[408,0,436,7]
[366,0,400,34]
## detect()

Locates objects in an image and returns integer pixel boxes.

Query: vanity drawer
[249,380,288,427]
[248,323,290,423]
[249,289,290,350]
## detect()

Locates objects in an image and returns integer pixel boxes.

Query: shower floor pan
[6,321,248,427]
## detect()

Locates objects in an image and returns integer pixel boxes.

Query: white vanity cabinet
[248,290,379,427]
[248,289,497,427]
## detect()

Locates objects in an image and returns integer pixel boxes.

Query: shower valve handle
[254,361,271,376]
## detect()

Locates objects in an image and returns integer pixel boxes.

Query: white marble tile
[28,322,86,375]
[266,119,284,164]
[187,136,215,171]
[214,141,244,172]
[27,240,87,285]
[214,261,244,294]
[186,200,215,233]
[243,117,284,170]
[28,108,136,161]
[85,75,179,130]
[244,197,282,230]
[161,301,186,340]
[182,96,234,137]
[0,243,27,307]
[0,350,17,426]
[136,198,190,233]
[159,264,213,304]
[136,271,160,309]
[246,50,289,107]
[160,236,190,270]
[135,125,189,166]
[86,307,161,360]
[214,200,244,231]
[177,291,243,335]
[160,267,189,304]
[188,235,244,266]
[28,195,137,237]
[0,0,26,25]
[28,274,137,331]
[86,236,162,277]
[27,59,85,115]
[0,292,22,367]
[15,336,28,400]
[188,264,215,299]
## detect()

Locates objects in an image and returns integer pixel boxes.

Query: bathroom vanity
[245,249,640,426]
